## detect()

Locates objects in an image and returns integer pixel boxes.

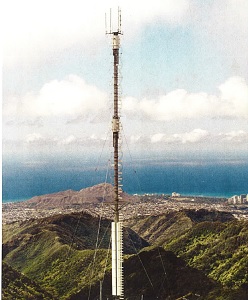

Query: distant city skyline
[3,0,248,165]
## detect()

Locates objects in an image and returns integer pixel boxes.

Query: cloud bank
[4,75,108,120]
[19,128,248,152]
[4,76,247,123]
[151,129,210,144]
[123,76,248,120]
[2,0,248,158]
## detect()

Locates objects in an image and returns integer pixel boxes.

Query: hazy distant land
[2,183,248,225]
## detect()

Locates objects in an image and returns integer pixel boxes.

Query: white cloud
[149,129,248,146]
[3,0,190,67]
[25,133,45,143]
[130,135,142,143]
[173,129,209,144]
[218,77,248,117]
[5,117,44,128]
[4,75,108,118]
[122,97,139,113]
[220,130,248,142]
[60,135,77,145]
[151,133,165,143]
[3,73,248,153]
[5,126,247,155]
[123,76,248,120]
[151,129,209,144]
[4,0,247,70]
[139,90,217,121]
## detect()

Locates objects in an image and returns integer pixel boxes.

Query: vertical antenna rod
[107,7,123,300]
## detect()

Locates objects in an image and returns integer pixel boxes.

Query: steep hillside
[125,209,235,246]
[125,210,193,245]
[2,262,55,300]
[2,212,148,299]
[69,247,247,300]
[126,209,248,291]
[3,208,248,299]
[166,219,248,288]
[3,212,148,256]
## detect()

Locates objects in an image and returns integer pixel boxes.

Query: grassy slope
[69,247,223,300]
[125,211,193,246]
[126,210,248,291]
[165,220,248,288]
[2,212,147,299]
[3,209,248,299]
[2,262,55,300]
[4,225,112,298]
[3,214,107,297]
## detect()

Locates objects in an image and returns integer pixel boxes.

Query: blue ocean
[2,158,248,203]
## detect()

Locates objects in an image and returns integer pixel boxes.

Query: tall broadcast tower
[106,8,124,300]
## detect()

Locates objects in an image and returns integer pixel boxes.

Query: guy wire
[87,159,111,300]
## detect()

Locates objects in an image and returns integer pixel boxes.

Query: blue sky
[2,0,248,166]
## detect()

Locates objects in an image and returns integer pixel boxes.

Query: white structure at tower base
[112,221,124,298]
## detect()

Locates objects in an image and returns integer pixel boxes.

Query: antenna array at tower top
[105,7,122,35]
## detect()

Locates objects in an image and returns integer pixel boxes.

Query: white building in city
[172,192,181,197]
[228,194,248,204]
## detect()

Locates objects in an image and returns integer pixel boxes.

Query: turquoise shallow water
[2,161,248,203]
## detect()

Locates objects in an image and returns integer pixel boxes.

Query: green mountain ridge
[2,262,55,300]
[125,209,235,247]
[2,209,248,299]
[165,219,248,288]
[3,212,148,257]
[71,247,223,300]
[2,212,148,299]
[125,209,248,295]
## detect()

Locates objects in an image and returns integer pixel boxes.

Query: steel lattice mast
[112,31,121,224]
[106,7,124,300]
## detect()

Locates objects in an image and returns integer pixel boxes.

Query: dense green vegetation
[126,209,248,295]
[2,209,248,299]
[73,247,223,300]
[5,237,110,298]
[2,262,55,299]
[165,220,248,288]
[125,211,194,245]
[2,212,146,299]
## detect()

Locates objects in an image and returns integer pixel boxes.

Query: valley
[2,184,248,299]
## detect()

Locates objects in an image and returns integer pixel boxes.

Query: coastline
[3,163,248,204]
[3,193,248,225]
[2,191,241,204]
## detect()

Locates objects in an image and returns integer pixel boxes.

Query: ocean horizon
[2,160,248,203]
